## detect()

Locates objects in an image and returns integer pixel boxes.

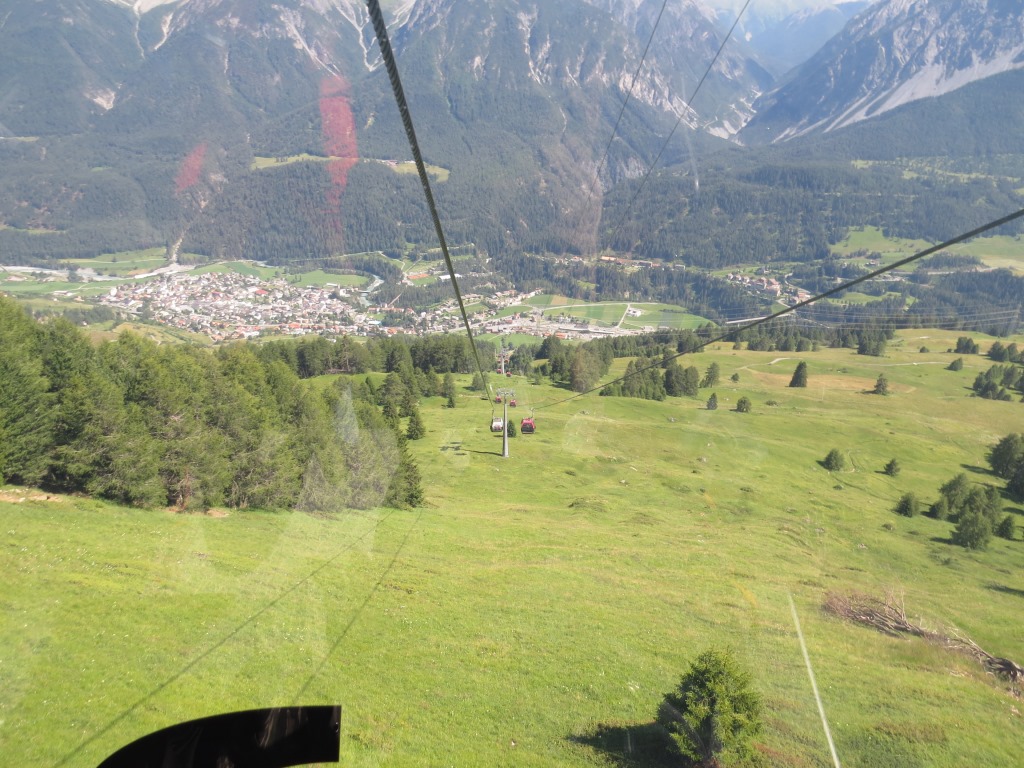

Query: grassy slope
[2,330,1023,767]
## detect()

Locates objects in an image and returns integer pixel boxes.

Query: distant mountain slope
[741,0,1024,144]
[795,67,1024,159]
[0,0,141,135]
[736,1,872,76]
[0,0,768,264]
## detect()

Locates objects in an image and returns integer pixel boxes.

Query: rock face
[741,0,1024,144]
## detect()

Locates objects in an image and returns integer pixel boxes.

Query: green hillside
[2,330,1023,766]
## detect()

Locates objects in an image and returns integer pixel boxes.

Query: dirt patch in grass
[0,490,63,504]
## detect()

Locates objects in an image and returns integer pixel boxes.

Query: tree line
[0,295,423,512]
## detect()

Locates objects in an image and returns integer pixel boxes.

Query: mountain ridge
[742,0,1024,143]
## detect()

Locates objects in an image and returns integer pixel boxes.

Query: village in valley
[4,252,867,343]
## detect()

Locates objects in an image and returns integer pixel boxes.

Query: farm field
[830,226,933,262]
[948,235,1024,273]
[2,330,1023,766]
[64,248,170,276]
[533,298,711,330]
[476,331,543,346]
[830,228,1023,274]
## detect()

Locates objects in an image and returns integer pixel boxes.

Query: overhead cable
[365,0,494,401]
[569,0,672,252]
[535,205,1024,410]
[602,0,753,249]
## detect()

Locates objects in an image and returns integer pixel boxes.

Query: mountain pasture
[1,331,1022,767]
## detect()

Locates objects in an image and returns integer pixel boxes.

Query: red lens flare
[174,142,208,193]
[320,75,358,239]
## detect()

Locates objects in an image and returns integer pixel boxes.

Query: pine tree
[700,362,720,388]
[988,434,1024,479]
[406,407,425,440]
[872,373,890,395]
[789,361,808,388]
[823,449,845,471]
[953,509,992,550]
[736,396,751,413]
[883,458,901,476]
[996,514,1016,540]
[657,648,761,767]
[706,392,719,410]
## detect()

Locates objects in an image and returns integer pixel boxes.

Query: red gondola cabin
[520,417,535,434]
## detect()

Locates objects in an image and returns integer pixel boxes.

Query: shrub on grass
[953,510,993,550]
[894,492,920,517]
[926,496,950,521]
[823,449,845,472]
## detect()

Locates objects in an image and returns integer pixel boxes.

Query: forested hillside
[0,295,435,512]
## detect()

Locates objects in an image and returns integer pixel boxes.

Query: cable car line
[533,205,1024,411]
[292,507,425,704]
[569,0,672,253]
[601,0,753,252]
[365,0,494,407]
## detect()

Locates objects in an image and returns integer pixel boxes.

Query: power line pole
[497,387,514,458]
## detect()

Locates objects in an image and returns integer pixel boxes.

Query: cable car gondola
[520,417,535,434]
[490,417,504,433]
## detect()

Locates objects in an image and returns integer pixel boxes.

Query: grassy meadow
[2,330,1024,767]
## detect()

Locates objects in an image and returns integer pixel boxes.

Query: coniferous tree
[953,509,993,550]
[700,362,720,388]
[823,449,845,471]
[657,648,761,768]
[406,407,426,440]
[927,496,951,520]
[947,357,964,371]
[664,361,687,397]
[988,434,1024,479]
[789,361,808,388]
[736,396,751,413]
[706,392,719,410]
[873,373,890,395]
[884,458,901,476]
[682,366,701,396]
[955,337,979,355]
[894,492,920,517]
[442,372,456,403]
[1008,463,1024,502]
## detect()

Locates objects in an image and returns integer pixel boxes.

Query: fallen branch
[824,591,1023,686]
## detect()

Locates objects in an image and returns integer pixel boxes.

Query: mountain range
[742,0,1024,143]
[0,0,1021,268]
